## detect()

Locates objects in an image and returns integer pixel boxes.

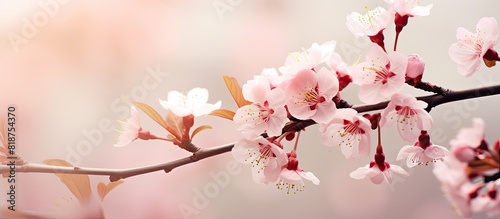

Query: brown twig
[2,84,500,181]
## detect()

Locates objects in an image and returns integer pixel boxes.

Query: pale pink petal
[477,17,499,48]
[390,164,409,176]
[357,134,371,157]
[267,88,286,108]
[191,101,221,116]
[311,101,336,124]
[351,63,375,85]
[242,77,270,104]
[231,139,259,164]
[316,68,339,100]
[350,165,369,179]
[269,144,288,166]
[359,84,390,103]
[187,87,209,107]
[251,163,271,184]
[285,69,318,119]
[396,145,423,161]
[396,117,420,142]
[263,159,282,182]
[369,172,385,184]
[280,169,302,184]
[234,105,267,139]
[266,110,288,137]
[424,145,450,159]
[406,152,423,167]
[365,167,382,178]
[380,104,397,128]
[410,4,432,16]
[298,171,320,185]
[415,116,433,135]
[388,51,408,76]
[383,170,393,184]
[114,107,141,147]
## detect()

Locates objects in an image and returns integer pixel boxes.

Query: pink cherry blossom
[159,87,221,117]
[471,181,500,217]
[432,155,473,217]
[351,45,407,103]
[449,17,500,77]
[397,131,449,167]
[350,157,409,184]
[275,153,320,194]
[449,118,485,162]
[285,67,339,123]
[259,68,285,88]
[433,156,469,190]
[232,136,288,184]
[234,76,289,138]
[320,109,371,159]
[114,107,145,147]
[397,145,449,167]
[346,6,391,37]
[279,41,337,76]
[385,0,433,17]
[380,93,433,142]
[451,118,485,149]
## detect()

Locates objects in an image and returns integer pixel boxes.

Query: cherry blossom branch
[0,143,234,182]
[1,84,500,181]
[284,84,500,132]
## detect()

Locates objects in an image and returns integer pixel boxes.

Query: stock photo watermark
[178,160,242,219]
[64,65,169,165]
[213,0,243,21]
[7,0,72,53]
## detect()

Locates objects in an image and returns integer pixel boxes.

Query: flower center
[394,105,418,130]
[297,84,326,110]
[245,144,273,173]
[364,64,396,84]
[336,120,365,147]
[359,6,383,28]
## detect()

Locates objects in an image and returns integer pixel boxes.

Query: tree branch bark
[2,84,500,181]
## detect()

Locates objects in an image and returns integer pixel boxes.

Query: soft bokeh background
[1,0,499,218]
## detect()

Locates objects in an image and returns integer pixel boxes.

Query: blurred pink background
[1,0,499,218]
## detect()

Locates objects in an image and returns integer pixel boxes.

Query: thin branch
[2,84,500,181]
[0,143,234,182]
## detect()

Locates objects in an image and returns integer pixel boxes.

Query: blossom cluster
[433,119,500,218]
[110,0,500,216]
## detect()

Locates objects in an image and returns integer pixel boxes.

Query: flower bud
[406,54,425,78]
[452,145,476,162]
[405,54,425,85]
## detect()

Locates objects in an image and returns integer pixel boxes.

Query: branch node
[164,168,173,173]
[109,175,122,182]
[179,140,201,153]
[190,149,203,162]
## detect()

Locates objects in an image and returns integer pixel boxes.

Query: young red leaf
[223,75,252,108]
[165,111,184,138]
[209,109,235,121]
[131,102,181,139]
[191,125,212,139]
[43,159,92,204]
[97,180,124,201]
